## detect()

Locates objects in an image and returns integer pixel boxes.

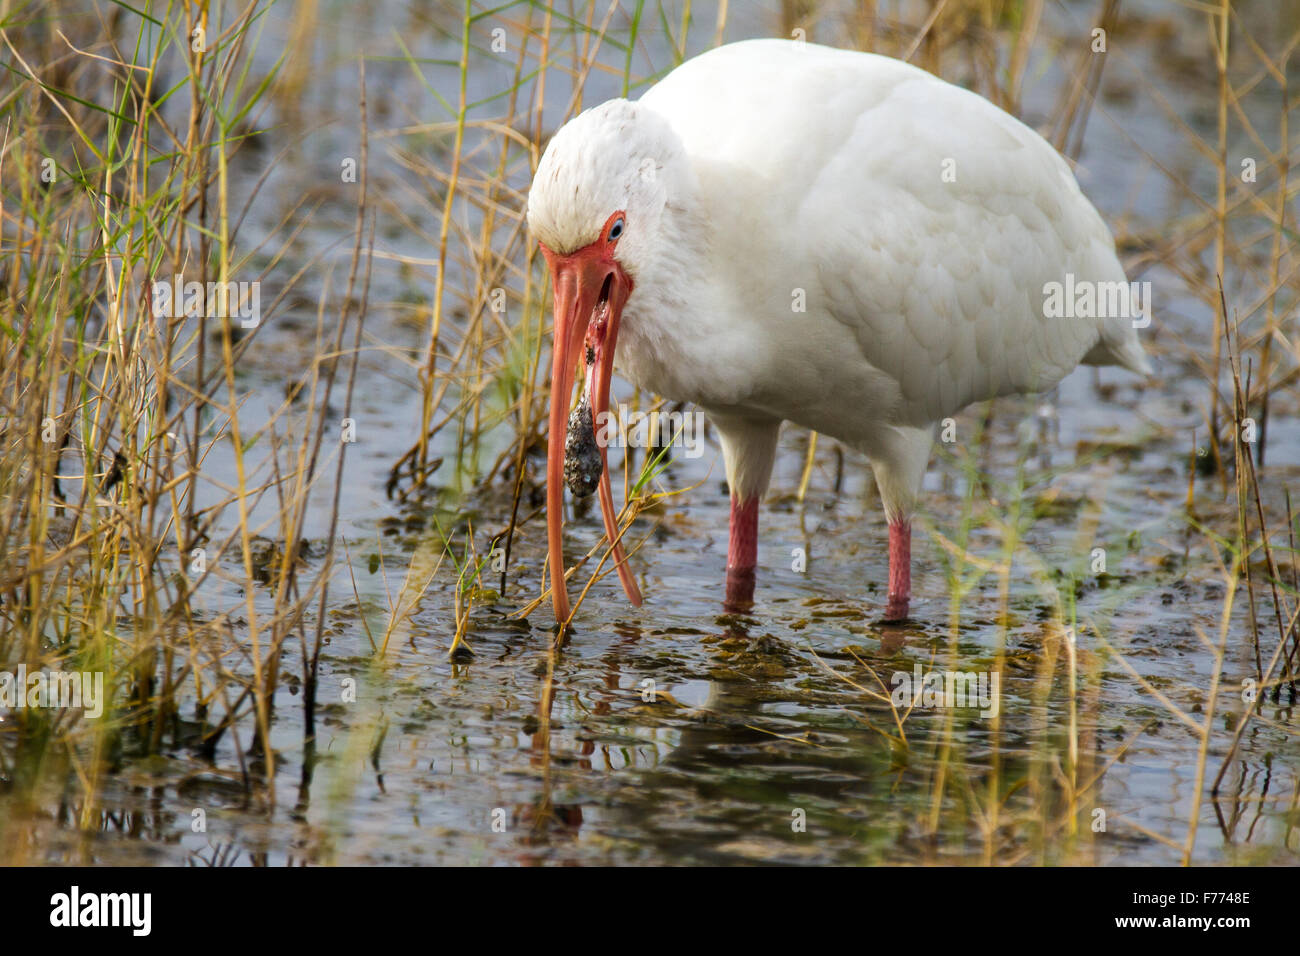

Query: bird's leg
[869,426,931,623]
[724,494,759,609]
[711,412,780,611]
[884,518,911,622]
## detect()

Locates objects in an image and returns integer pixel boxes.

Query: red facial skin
[541,211,644,627]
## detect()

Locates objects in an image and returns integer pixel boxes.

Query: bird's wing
[642,40,1145,427]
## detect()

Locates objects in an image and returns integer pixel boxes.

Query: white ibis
[528,38,1150,627]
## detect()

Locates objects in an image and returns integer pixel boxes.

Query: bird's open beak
[541,242,644,625]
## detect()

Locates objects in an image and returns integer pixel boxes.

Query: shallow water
[4,0,1299,865]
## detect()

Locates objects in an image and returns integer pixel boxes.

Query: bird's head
[527,99,677,624]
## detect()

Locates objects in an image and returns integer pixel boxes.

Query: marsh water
[7,0,1300,865]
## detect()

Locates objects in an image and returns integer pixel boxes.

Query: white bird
[527,38,1150,627]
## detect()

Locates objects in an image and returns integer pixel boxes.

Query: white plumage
[528,38,1150,625]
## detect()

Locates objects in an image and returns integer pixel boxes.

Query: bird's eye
[608,217,624,241]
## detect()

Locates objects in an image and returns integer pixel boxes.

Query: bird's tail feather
[1083,328,1152,377]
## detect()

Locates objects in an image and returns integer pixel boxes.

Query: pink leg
[884,519,911,622]
[724,495,758,609]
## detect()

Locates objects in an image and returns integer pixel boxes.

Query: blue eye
[609,217,624,241]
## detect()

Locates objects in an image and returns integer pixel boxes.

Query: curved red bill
[541,240,643,626]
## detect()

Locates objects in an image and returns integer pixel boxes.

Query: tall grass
[0,0,370,850]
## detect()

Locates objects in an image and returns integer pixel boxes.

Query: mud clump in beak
[563,392,601,498]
